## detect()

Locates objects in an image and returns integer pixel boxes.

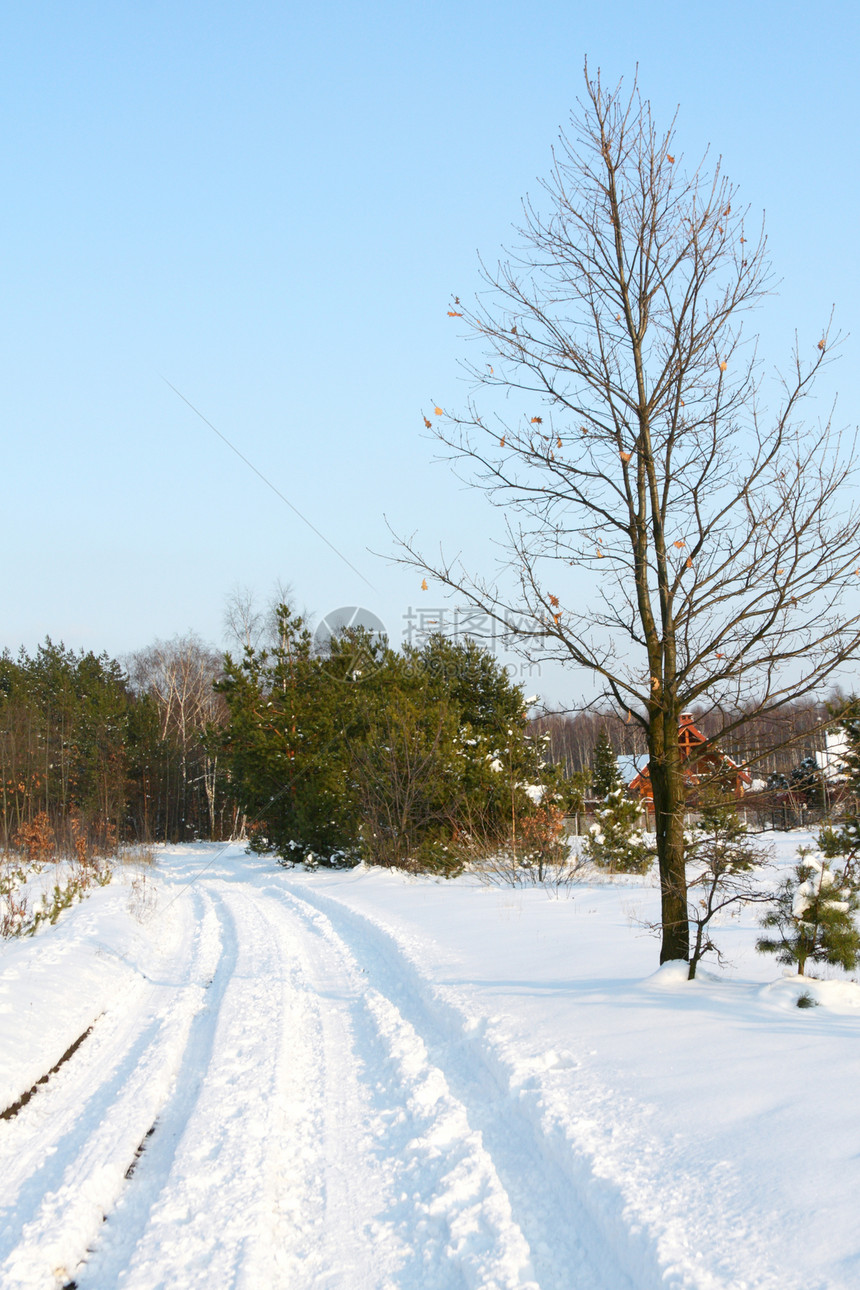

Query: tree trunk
[648,713,690,963]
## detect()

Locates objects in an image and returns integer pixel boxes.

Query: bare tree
[127,633,226,839]
[399,67,860,963]
[224,585,266,653]
[223,581,299,654]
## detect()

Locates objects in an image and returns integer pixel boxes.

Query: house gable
[628,713,751,802]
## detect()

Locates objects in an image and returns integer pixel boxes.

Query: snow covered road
[1,843,859,1289]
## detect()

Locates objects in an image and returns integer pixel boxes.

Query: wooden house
[628,713,751,807]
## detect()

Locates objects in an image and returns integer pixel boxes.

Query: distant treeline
[0,636,235,853]
[0,621,569,869]
[532,699,840,781]
[0,626,849,857]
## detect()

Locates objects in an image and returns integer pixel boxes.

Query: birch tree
[127,634,226,839]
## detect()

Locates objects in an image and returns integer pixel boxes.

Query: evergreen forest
[0,609,847,868]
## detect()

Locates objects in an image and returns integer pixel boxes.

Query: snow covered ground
[1,835,858,1289]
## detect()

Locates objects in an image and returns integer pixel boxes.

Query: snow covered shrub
[1,858,111,938]
[584,789,654,874]
[30,859,112,934]
[128,865,157,922]
[1,862,30,938]
[757,848,860,976]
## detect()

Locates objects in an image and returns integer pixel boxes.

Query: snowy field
[1,835,858,1290]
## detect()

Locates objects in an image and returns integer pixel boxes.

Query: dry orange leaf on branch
[434,406,443,416]
[531,416,543,424]
[499,436,506,447]
[719,361,728,372]
[651,676,660,691]
[818,339,826,351]
[447,311,463,317]
[620,450,632,462]
[548,594,559,607]
[554,613,562,624]
[667,154,675,163]
[420,578,428,591]
[557,437,562,449]
[686,556,693,569]
[673,539,686,549]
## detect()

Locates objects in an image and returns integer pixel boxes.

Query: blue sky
[1,1,857,704]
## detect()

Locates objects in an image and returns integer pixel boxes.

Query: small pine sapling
[591,727,622,799]
[685,797,770,980]
[756,848,860,976]
[585,788,654,874]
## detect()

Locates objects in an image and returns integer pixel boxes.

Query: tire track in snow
[276,880,646,1290]
[242,879,398,1290]
[1,1024,97,1123]
[77,876,368,1290]
[0,884,232,1290]
[255,881,532,1290]
[67,883,241,1288]
[278,885,799,1290]
[270,885,548,1290]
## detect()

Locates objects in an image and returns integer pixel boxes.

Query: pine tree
[686,797,768,979]
[216,614,553,871]
[835,699,860,786]
[584,788,654,874]
[591,727,621,799]
[819,699,860,875]
[757,848,860,975]
[216,605,350,862]
[0,641,131,854]
[788,755,824,811]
